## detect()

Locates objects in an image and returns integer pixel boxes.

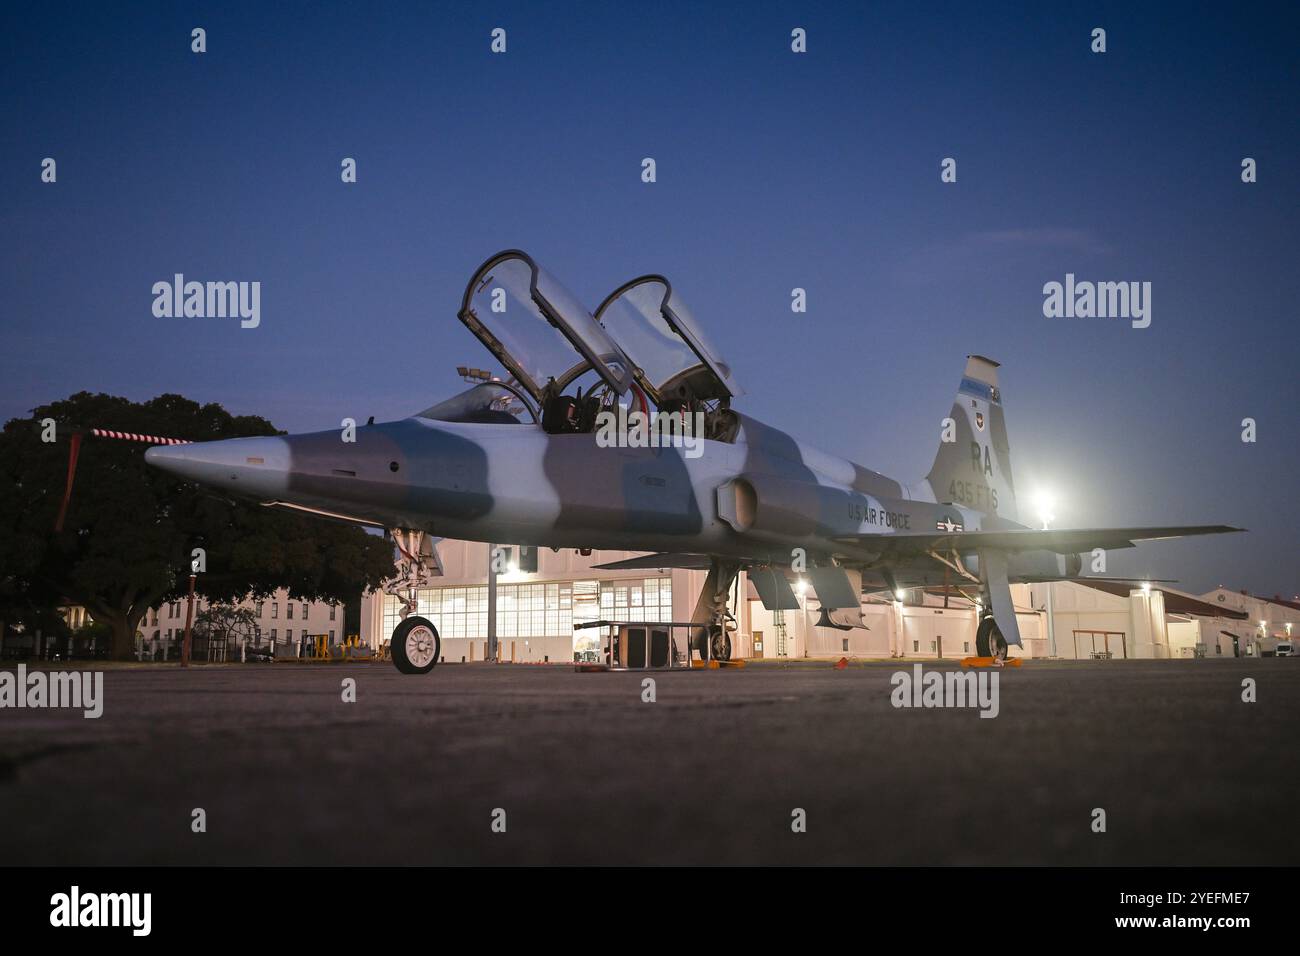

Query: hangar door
[903,614,964,659]
[1072,629,1126,659]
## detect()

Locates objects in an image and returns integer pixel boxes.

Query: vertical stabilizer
[924,355,1018,521]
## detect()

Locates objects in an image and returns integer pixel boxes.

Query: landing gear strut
[385,529,444,675]
[690,560,740,662]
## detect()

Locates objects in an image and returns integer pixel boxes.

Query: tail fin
[925,355,1018,521]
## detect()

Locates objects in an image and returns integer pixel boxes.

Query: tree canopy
[0,392,397,659]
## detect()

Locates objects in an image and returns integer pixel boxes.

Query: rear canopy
[595,275,742,403]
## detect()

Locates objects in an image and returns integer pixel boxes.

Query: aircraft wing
[833,525,1243,555]
[591,552,717,571]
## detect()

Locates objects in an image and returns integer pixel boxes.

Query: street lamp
[1031,489,1060,656]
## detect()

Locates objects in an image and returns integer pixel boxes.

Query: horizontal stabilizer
[834,525,1243,556]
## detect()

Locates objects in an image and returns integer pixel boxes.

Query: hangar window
[381,577,672,645]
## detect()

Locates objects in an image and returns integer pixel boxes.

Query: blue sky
[3,1,1297,594]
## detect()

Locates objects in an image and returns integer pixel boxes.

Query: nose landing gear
[391,616,441,674]
[385,529,445,675]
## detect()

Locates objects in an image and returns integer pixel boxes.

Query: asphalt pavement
[0,658,1295,865]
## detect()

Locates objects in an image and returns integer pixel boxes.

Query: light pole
[486,544,498,663]
[1034,490,1059,658]
[180,573,197,667]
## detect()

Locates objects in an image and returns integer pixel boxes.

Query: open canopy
[594,275,742,403]
[458,250,634,403]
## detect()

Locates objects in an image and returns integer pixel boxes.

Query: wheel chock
[574,663,609,673]
[960,656,1023,669]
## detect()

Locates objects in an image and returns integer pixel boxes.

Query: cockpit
[416,381,537,425]
[434,249,742,442]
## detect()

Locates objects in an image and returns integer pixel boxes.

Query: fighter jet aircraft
[145,249,1242,673]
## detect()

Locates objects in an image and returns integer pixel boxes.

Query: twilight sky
[2,1,1297,595]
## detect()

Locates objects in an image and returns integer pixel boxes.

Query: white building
[1195,588,1300,655]
[138,591,345,660]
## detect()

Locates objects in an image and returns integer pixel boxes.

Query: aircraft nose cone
[142,443,187,475]
[144,436,291,497]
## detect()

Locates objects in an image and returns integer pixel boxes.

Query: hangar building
[359,541,1278,663]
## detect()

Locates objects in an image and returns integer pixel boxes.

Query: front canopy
[458,250,634,402]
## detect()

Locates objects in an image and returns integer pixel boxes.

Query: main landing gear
[690,560,740,663]
[974,613,1008,661]
[386,529,444,675]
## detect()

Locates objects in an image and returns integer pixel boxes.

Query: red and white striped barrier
[91,428,191,445]
[55,428,195,531]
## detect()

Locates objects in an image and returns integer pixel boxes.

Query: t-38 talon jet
[145,249,1242,673]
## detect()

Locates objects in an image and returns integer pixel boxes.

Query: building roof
[1077,581,1248,620]
[1255,594,1300,612]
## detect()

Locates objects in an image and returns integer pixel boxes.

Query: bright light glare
[1032,489,1056,530]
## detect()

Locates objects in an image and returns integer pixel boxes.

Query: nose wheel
[392,616,441,674]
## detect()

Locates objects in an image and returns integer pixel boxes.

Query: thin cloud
[896,227,1113,284]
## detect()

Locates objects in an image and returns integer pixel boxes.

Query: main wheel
[975,616,1008,661]
[391,616,440,674]
[710,625,732,662]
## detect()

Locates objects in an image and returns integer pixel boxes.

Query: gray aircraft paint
[145,384,1020,572]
